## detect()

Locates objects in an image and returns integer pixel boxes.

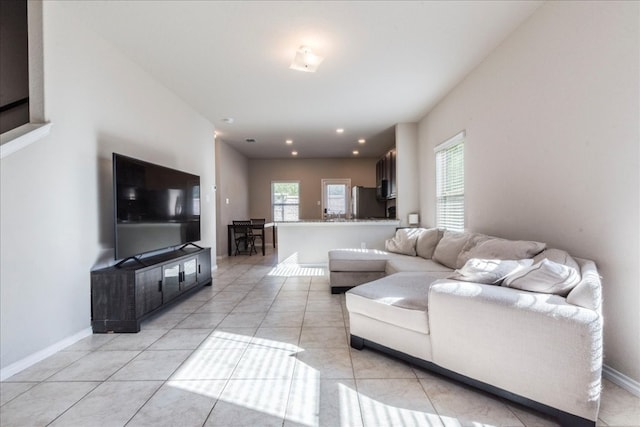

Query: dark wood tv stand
[91,247,212,333]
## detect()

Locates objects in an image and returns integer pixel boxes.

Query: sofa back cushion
[459,236,546,266]
[449,258,534,285]
[415,228,444,259]
[432,230,478,269]
[385,228,422,256]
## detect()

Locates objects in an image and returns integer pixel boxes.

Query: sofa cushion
[386,254,454,277]
[503,258,581,296]
[533,248,580,273]
[346,272,441,334]
[432,230,478,269]
[459,236,546,266]
[416,228,444,259]
[328,249,389,272]
[449,258,534,285]
[385,228,421,256]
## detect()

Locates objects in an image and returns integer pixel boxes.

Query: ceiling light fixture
[291,151,298,156]
[286,139,293,145]
[358,139,366,144]
[352,150,359,155]
[290,45,324,73]
[336,128,344,134]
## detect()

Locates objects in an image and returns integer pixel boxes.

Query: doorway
[321,179,351,219]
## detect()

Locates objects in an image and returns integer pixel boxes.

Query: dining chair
[232,220,256,255]
[250,218,266,250]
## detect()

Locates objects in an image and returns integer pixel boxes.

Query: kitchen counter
[276,219,400,265]
[278,219,398,225]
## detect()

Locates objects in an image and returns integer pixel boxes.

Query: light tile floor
[2,248,639,427]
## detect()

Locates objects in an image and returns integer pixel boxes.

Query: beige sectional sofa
[329,228,603,427]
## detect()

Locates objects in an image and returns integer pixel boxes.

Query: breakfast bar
[276,219,400,265]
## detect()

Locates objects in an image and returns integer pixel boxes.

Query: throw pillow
[533,248,580,273]
[449,258,534,285]
[463,237,546,261]
[502,258,581,296]
[415,228,444,259]
[432,230,477,269]
[384,228,421,256]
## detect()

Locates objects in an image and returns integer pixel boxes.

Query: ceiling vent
[245,138,257,143]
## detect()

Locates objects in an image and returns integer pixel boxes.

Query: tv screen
[113,153,201,260]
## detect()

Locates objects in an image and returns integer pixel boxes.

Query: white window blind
[435,132,465,231]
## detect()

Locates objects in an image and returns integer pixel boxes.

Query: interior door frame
[321,178,351,219]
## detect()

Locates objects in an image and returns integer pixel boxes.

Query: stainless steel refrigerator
[352,186,386,219]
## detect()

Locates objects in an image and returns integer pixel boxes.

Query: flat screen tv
[113,153,201,261]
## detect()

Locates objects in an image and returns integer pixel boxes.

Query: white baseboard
[603,364,640,397]
[0,327,92,381]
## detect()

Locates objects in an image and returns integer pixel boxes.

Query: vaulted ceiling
[62,1,542,158]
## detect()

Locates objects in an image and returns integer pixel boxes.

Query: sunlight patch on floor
[219,378,292,419]
[268,253,325,277]
[339,382,364,426]
[166,332,491,427]
[170,331,320,424]
[285,359,320,426]
[356,386,444,427]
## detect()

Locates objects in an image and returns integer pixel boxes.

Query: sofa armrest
[428,280,602,421]
[567,259,602,312]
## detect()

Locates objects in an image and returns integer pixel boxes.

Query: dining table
[227,222,276,256]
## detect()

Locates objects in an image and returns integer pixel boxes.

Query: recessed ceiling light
[286,139,293,145]
[352,150,359,155]
[290,45,324,73]
[358,139,366,144]
[291,151,298,156]
[336,128,344,134]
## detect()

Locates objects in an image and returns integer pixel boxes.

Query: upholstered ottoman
[329,249,390,293]
[346,272,440,361]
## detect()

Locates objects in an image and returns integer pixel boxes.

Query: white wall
[215,140,250,257]
[418,1,639,382]
[248,157,378,224]
[0,2,216,370]
[395,123,419,226]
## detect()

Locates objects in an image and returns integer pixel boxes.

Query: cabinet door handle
[198,264,201,274]
[158,280,162,292]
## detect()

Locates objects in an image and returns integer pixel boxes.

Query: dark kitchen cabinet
[376,148,396,200]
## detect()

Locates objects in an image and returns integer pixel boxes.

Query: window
[0,0,30,134]
[0,0,49,159]
[272,181,300,221]
[435,131,465,231]
[321,179,351,219]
